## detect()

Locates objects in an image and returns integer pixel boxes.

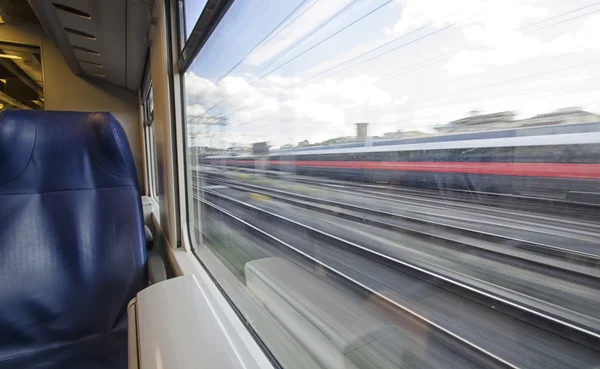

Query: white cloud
[387,0,548,37]
[444,34,548,74]
[304,0,548,81]
[385,0,480,35]
[443,2,600,74]
[550,13,600,53]
[185,72,409,147]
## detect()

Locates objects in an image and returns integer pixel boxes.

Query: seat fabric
[0,111,146,369]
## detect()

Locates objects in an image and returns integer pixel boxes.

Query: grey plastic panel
[131,275,267,369]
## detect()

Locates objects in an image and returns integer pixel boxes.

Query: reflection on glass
[183,1,600,368]
[183,0,209,41]
[0,43,43,112]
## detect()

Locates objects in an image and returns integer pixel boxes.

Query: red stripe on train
[210,160,600,179]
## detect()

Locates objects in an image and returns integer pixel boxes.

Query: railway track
[195,168,600,240]
[198,181,600,335]
[193,188,600,369]
[204,178,600,275]
[202,175,600,263]
[194,166,600,222]
[288,176,600,230]
[199,199,514,369]
[289,175,600,219]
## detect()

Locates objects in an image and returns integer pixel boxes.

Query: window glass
[182,0,209,41]
[147,85,154,119]
[183,1,600,368]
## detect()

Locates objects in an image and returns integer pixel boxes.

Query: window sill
[166,248,274,369]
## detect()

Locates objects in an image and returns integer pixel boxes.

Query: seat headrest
[0,110,138,193]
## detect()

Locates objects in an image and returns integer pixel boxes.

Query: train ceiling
[28,0,152,91]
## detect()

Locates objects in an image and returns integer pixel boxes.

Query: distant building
[280,144,294,149]
[316,136,356,146]
[188,145,227,157]
[226,145,250,153]
[252,142,269,155]
[381,130,428,139]
[519,107,600,127]
[355,122,369,140]
[434,110,516,134]
[433,107,600,135]
[298,140,310,147]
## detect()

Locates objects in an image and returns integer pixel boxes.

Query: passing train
[204,123,600,200]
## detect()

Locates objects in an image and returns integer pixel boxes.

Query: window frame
[172,1,293,367]
[176,0,234,72]
[175,0,235,252]
[142,78,159,201]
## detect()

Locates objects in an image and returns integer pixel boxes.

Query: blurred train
[203,122,600,200]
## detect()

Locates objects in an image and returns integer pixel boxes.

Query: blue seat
[0,111,147,369]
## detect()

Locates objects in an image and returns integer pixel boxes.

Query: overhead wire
[228,3,480,115]
[232,57,600,130]
[317,2,600,87]
[257,0,323,52]
[416,60,600,108]
[252,0,357,80]
[230,4,482,115]
[202,0,395,115]
[355,3,600,88]
[251,0,394,83]
[188,0,314,103]
[229,4,466,115]
[291,2,483,88]
[374,45,594,95]
[518,1,600,30]
[523,6,600,34]
[213,0,314,84]
[203,1,600,137]
[201,0,365,114]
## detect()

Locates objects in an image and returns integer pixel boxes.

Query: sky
[183,0,600,148]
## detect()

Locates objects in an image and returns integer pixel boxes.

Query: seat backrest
[0,111,146,360]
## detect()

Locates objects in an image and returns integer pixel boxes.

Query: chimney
[355,122,368,141]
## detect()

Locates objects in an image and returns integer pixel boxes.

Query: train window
[358,152,372,161]
[421,149,448,162]
[460,147,514,162]
[572,144,600,163]
[387,150,409,162]
[515,145,546,163]
[0,43,43,111]
[321,154,338,161]
[516,144,600,163]
[373,151,390,161]
[348,153,360,162]
[179,1,600,369]
[409,150,423,162]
